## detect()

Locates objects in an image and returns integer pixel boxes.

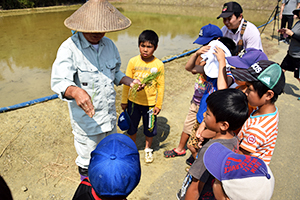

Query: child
[178,89,249,200]
[203,142,275,200]
[121,30,165,163]
[72,133,141,200]
[184,36,236,162]
[231,60,285,165]
[164,24,223,160]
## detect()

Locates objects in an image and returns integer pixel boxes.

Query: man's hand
[65,86,95,118]
[130,79,145,91]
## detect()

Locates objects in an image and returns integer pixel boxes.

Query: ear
[219,121,230,132]
[154,45,158,51]
[238,13,243,20]
[265,90,275,101]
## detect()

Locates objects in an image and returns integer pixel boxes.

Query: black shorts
[281,53,300,79]
[127,100,157,137]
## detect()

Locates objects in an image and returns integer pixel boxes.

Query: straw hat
[64,0,131,33]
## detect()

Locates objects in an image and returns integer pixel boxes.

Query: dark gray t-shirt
[188,137,239,198]
[289,21,300,58]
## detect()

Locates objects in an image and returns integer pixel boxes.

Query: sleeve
[292,32,300,42]
[51,40,77,100]
[188,146,208,180]
[112,43,126,86]
[155,62,165,109]
[239,124,266,153]
[121,58,134,104]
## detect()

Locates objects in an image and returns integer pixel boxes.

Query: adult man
[217,1,263,54]
[51,0,141,180]
[279,0,300,44]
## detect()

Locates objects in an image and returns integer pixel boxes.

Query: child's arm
[213,46,231,90]
[185,177,205,200]
[155,63,165,113]
[212,179,230,200]
[185,46,210,74]
[239,147,251,155]
[196,121,216,148]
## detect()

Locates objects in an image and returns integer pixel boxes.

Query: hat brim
[293,8,300,15]
[203,143,234,181]
[226,57,250,69]
[231,68,258,82]
[193,36,215,45]
[217,12,233,19]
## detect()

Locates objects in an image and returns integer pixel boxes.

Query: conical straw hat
[64,0,131,33]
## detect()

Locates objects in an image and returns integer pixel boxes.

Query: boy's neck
[140,55,154,62]
[212,131,234,140]
[253,102,276,116]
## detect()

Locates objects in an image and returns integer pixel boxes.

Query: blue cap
[118,109,131,131]
[226,48,268,69]
[88,133,141,197]
[193,24,223,45]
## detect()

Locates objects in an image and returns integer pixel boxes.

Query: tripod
[260,0,281,44]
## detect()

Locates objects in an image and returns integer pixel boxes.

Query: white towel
[201,40,232,78]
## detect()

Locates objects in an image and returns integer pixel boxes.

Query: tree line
[0,0,85,10]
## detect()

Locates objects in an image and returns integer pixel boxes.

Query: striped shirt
[238,107,279,165]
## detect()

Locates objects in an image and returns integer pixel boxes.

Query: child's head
[193,23,223,45]
[231,60,285,105]
[205,89,249,132]
[138,30,159,60]
[204,142,275,200]
[218,37,236,56]
[88,133,141,199]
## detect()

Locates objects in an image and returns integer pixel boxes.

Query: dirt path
[0,15,300,200]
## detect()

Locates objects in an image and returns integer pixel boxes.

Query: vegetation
[0,0,85,9]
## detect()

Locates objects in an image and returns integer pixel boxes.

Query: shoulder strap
[237,20,247,54]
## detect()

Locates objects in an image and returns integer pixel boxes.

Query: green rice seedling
[130,70,162,99]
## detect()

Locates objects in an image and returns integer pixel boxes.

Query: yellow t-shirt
[121,55,165,109]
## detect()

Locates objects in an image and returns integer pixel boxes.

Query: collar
[230,18,244,34]
[78,32,104,49]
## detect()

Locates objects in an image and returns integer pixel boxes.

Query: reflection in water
[0,5,270,107]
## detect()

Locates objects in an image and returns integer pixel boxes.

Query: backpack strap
[237,20,247,54]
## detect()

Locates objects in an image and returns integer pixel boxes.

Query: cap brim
[193,36,214,45]
[217,12,233,19]
[231,68,258,82]
[226,57,250,69]
[203,142,233,181]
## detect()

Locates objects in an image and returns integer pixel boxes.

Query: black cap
[217,2,243,19]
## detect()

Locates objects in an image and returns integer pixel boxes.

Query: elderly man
[217,1,263,54]
[51,0,141,180]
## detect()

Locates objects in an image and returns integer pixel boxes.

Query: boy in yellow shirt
[121,30,165,163]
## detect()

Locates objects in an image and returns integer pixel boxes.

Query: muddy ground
[1,7,300,200]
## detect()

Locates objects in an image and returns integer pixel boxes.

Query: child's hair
[218,37,237,55]
[250,81,279,103]
[206,89,249,131]
[138,30,159,48]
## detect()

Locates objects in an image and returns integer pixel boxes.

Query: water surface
[0,4,271,107]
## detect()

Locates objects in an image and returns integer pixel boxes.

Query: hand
[121,103,128,111]
[195,125,205,148]
[153,107,161,115]
[130,79,144,91]
[196,45,210,56]
[71,87,95,118]
[278,28,294,37]
[213,46,225,62]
